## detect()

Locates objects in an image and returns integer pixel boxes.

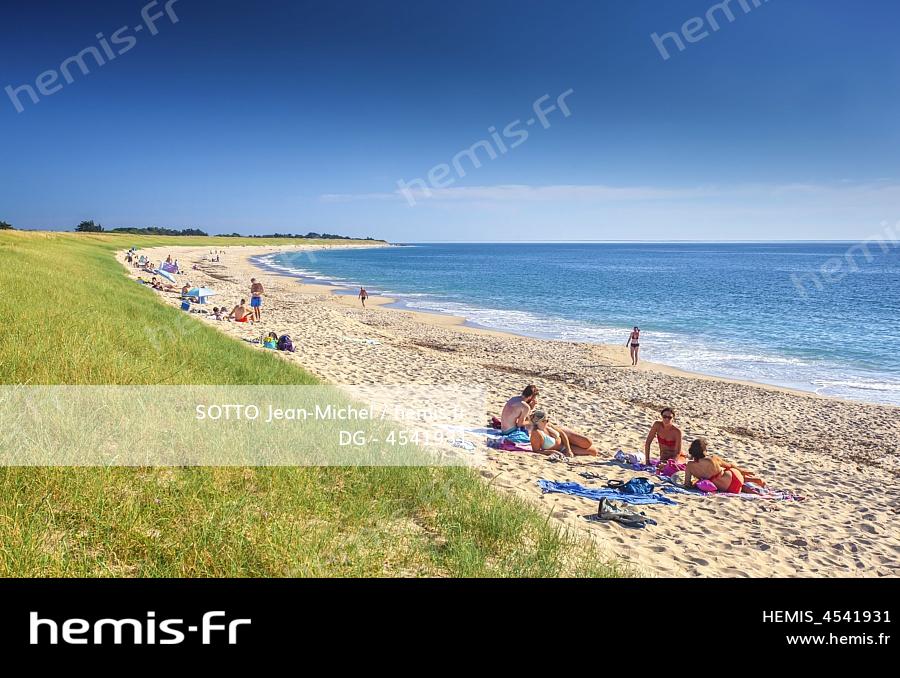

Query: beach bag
[277,335,295,352]
[616,477,655,495]
[696,479,718,493]
[659,459,686,477]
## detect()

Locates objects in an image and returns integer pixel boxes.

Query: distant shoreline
[247,248,900,410]
[248,246,895,409]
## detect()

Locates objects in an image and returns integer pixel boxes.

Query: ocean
[261,242,900,406]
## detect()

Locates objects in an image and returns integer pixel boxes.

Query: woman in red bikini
[643,407,683,466]
[685,438,745,494]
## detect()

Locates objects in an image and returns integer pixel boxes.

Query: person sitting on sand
[211,306,223,320]
[227,299,253,323]
[529,410,573,458]
[530,410,600,457]
[500,384,596,448]
[644,407,684,466]
[685,438,745,494]
[500,385,539,435]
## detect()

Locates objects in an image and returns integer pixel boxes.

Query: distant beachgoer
[358,287,368,308]
[685,438,745,494]
[626,326,641,366]
[250,278,264,320]
[644,407,684,466]
[228,299,253,323]
[500,385,539,435]
[166,255,173,264]
[212,306,222,320]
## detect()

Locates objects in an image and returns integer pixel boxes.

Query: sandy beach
[125,243,900,578]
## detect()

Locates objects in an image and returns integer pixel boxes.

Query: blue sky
[1,0,899,241]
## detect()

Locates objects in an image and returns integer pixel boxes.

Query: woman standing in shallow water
[626,326,641,365]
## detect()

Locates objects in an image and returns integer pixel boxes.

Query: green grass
[0,231,628,577]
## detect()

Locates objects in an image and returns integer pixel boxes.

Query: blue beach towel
[659,482,803,501]
[504,429,530,444]
[538,480,678,506]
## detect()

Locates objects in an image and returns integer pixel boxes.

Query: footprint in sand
[860,523,878,535]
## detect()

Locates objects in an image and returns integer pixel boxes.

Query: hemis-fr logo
[30,611,251,645]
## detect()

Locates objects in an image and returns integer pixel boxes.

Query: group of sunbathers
[136,275,178,292]
[132,249,267,325]
[500,385,599,457]
[501,386,758,494]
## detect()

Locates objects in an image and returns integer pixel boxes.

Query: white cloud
[321,180,900,205]
[322,183,720,203]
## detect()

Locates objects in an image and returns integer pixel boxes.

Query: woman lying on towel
[685,438,754,494]
[529,410,598,457]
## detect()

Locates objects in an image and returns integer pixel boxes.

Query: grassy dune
[0,231,626,577]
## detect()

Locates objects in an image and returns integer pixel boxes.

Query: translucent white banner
[0,385,489,466]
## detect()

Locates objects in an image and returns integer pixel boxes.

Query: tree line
[0,220,381,241]
[73,221,381,240]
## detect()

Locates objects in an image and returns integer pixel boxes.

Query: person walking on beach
[644,407,684,466]
[250,278,264,321]
[358,286,368,308]
[626,326,641,365]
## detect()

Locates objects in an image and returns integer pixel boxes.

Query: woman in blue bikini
[529,410,598,457]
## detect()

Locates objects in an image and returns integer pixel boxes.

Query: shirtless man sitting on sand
[500,384,595,450]
[227,299,253,323]
[500,385,540,435]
